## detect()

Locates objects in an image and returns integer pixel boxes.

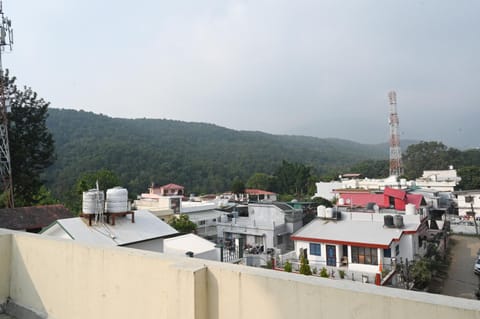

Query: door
[326,245,336,267]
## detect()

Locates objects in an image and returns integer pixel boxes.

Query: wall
[1,230,480,319]
[0,232,11,305]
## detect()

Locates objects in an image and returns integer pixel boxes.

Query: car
[474,258,480,275]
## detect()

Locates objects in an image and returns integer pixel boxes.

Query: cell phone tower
[0,0,14,208]
[388,91,404,177]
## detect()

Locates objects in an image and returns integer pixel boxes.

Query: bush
[284,261,292,272]
[338,269,345,279]
[320,267,329,278]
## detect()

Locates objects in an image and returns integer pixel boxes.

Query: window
[277,235,283,245]
[198,220,206,225]
[395,245,400,256]
[310,243,321,256]
[383,248,391,258]
[351,246,378,265]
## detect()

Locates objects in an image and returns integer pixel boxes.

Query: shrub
[284,261,292,272]
[320,267,329,278]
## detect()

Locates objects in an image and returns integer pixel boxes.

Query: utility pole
[388,91,404,177]
[0,0,14,208]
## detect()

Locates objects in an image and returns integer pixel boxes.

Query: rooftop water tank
[384,215,394,228]
[393,214,404,228]
[325,208,333,219]
[105,187,128,213]
[338,198,345,206]
[405,203,416,215]
[82,189,104,215]
[317,205,326,218]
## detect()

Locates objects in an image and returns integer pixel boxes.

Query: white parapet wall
[0,229,479,319]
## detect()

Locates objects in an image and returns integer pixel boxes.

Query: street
[442,235,480,299]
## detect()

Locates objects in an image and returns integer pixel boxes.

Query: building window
[310,243,321,256]
[383,248,391,258]
[277,235,283,245]
[395,245,400,256]
[198,220,206,225]
[351,246,378,265]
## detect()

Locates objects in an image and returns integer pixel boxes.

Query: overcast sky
[3,0,479,148]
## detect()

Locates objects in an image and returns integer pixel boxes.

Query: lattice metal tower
[0,0,14,207]
[388,91,403,177]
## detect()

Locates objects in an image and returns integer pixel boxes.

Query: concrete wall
[0,230,479,319]
[0,233,11,305]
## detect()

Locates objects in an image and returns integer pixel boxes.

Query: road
[442,235,480,299]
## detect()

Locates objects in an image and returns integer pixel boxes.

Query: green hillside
[45,108,392,199]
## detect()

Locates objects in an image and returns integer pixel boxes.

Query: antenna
[388,90,404,177]
[0,0,14,208]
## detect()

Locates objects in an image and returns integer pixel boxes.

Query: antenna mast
[388,90,403,177]
[0,0,14,207]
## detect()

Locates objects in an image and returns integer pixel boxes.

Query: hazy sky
[3,1,479,148]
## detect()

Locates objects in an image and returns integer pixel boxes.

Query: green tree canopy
[168,214,197,233]
[457,166,480,190]
[231,177,246,195]
[403,141,453,179]
[274,160,313,196]
[246,172,274,190]
[4,71,55,207]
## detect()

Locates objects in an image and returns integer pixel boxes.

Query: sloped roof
[384,187,406,200]
[42,210,178,246]
[160,183,184,190]
[245,189,276,195]
[291,215,421,249]
[0,204,74,230]
[406,194,425,209]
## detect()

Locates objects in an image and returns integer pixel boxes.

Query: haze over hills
[44,108,419,199]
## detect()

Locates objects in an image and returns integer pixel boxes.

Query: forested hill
[45,108,391,198]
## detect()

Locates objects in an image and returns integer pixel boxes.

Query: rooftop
[0,205,74,231]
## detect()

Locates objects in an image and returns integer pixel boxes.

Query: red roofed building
[245,189,277,202]
[149,183,185,196]
[335,187,426,211]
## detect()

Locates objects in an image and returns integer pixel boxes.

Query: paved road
[442,235,480,299]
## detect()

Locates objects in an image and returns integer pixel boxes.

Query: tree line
[3,72,480,212]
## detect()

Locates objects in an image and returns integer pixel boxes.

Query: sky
[2,0,479,148]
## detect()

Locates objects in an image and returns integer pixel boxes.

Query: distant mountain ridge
[44,108,416,198]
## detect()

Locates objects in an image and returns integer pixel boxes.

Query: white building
[414,168,461,192]
[216,203,303,253]
[455,190,480,218]
[291,211,428,278]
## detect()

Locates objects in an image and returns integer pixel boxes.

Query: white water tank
[317,205,326,218]
[338,198,345,205]
[105,187,128,213]
[405,203,416,215]
[82,189,104,214]
[325,208,333,219]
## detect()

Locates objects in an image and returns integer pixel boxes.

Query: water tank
[317,205,326,218]
[105,187,128,213]
[82,189,104,214]
[325,208,333,219]
[338,198,345,205]
[405,203,416,215]
[384,215,394,228]
[393,215,404,228]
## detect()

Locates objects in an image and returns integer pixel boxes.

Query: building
[291,210,429,282]
[455,190,480,218]
[335,187,426,211]
[0,229,477,319]
[0,204,74,233]
[415,168,461,192]
[41,210,178,251]
[150,183,185,196]
[245,189,277,202]
[216,202,303,253]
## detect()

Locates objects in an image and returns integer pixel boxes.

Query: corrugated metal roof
[0,204,74,230]
[164,233,216,255]
[384,187,406,200]
[42,210,178,246]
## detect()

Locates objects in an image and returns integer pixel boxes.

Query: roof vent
[384,215,394,228]
[393,214,404,228]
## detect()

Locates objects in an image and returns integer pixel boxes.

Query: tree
[231,177,246,196]
[4,71,55,207]
[246,172,273,190]
[410,258,432,290]
[274,160,313,196]
[349,159,389,178]
[299,251,312,276]
[168,214,197,233]
[457,166,480,190]
[402,142,454,179]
